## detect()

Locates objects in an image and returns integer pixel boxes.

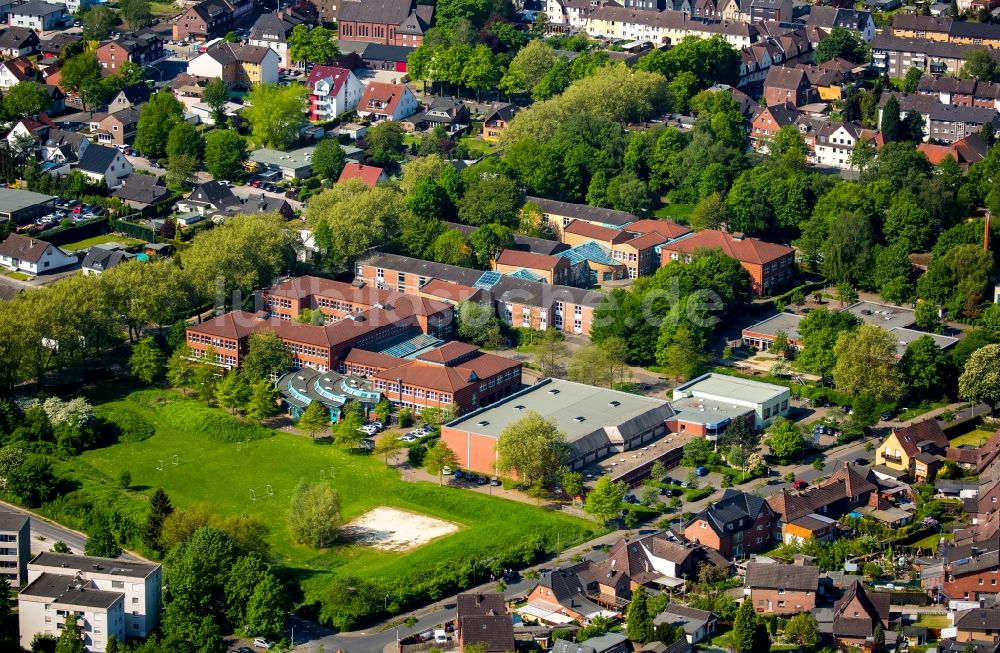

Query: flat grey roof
[844,300,915,330]
[31,552,160,578]
[444,378,674,443]
[250,146,316,170]
[670,395,755,426]
[0,188,57,214]
[888,327,959,354]
[21,573,122,609]
[0,512,28,531]
[742,312,803,340]
[673,373,788,405]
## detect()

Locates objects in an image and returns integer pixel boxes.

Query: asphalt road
[0,500,143,560]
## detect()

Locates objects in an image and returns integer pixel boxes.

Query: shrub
[407,444,427,467]
[158,400,272,442]
[685,487,714,502]
[96,406,155,443]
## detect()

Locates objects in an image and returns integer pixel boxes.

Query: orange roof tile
[495,249,563,272]
[662,229,794,265]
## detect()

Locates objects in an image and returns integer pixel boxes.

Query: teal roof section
[558,241,616,266]
[509,268,545,282]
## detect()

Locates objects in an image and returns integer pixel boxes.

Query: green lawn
[909,531,954,552]
[62,234,144,251]
[916,614,950,629]
[4,271,30,281]
[149,1,178,15]
[896,400,948,423]
[62,390,596,608]
[949,428,996,448]
[654,203,694,222]
[459,136,495,158]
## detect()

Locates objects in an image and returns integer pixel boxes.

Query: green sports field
[59,389,596,609]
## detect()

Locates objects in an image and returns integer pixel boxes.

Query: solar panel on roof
[473,271,502,289]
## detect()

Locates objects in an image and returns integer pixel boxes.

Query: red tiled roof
[306,65,352,95]
[417,341,480,365]
[893,418,949,458]
[625,218,692,240]
[358,81,408,117]
[187,310,263,340]
[338,162,384,188]
[344,348,403,370]
[495,249,562,272]
[419,278,481,303]
[661,229,794,265]
[372,351,519,393]
[563,220,632,244]
[623,232,668,251]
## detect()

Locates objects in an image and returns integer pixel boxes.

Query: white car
[253,639,272,650]
[397,434,417,443]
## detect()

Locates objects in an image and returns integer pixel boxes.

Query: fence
[112,219,157,243]
[398,640,457,653]
[40,218,107,246]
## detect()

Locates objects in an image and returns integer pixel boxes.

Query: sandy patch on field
[341,507,459,551]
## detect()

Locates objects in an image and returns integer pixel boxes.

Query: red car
[792,480,808,490]
[249,180,262,188]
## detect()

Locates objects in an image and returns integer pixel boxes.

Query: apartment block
[0,514,29,584]
[19,574,125,652]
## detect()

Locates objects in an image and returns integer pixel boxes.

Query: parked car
[442,466,452,475]
[624,494,639,504]
[249,180,262,188]
[792,480,808,490]
[489,476,500,486]
[662,476,673,485]
[475,475,487,486]
[253,640,272,650]
[453,469,463,479]
[880,411,895,421]
[396,434,417,443]
[695,466,709,476]
[369,421,384,430]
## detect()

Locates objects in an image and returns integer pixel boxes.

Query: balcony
[881,453,904,465]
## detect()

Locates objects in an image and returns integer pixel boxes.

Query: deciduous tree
[424,440,459,484]
[959,343,1000,413]
[244,83,308,149]
[496,411,569,486]
[584,475,627,524]
[298,401,330,440]
[833,324,904,402]
[129,337,164,384]
[288,24,340,66]
[3,82,51,119]
[288,479,341,548]
[365,121,405,165]
[311,138,346,180]
[135,91,183,158]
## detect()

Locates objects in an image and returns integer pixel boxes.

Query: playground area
[342,507,459,552]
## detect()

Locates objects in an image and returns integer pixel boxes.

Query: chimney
[731,232,745,241]
[844,461,850,469]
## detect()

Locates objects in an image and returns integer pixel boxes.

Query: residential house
[870,34,1000,78]
[187,43,280,89]
[582,7,760,49]
[355,82,418,122]
[767,463,878,543]
[806,7,876,41]
[483,104,518,142]
[82,245,135,276]
[891,13,1000,47]
[402,97,469,133]
[831,580,891,647]
[248,146,323,180]
[918,133,989,168]
[653,605,718,644]
[0,57,33,88]
[744,560,819,615]
[355,251,606,336]
[749,0,793,22]
[306,65,363,120]
[953,606,1000,644]
[494,249,574,285]
[42,128,88,168]
[455,594,514,653]
[660,230,796,296]
[22,552,162,643]
[763,65,813,107]
[337,0,434,46]
[238,193,294,220]
[247,9,309,69]
[176,180,241,215]
[552,634,630,653]
[917,75,1000,110]
[6,115,52,146]
[876,418,949,482]
[19,575,125,651]
[0,233,76,275]
[337,162,386,188]
[107,83,151,112]
[39,31,75,58]
[0,26,39,56]
[750,103,799,150]
[172,0,254,41]
[878,92,1000,144]
[95,32,164,75]
[0,514,29,584]
[112,174,173,210]
[89,108,139,147]
[944,546,1000,602]
[814,121,883,170]
[76,143,132,188]
[684,490,775,560]
[7,2,66,32]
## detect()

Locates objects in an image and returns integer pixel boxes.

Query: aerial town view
[0,0,1000,650]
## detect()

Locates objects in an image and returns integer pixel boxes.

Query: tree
[797,307,860,378]
[245,381,280,424]
[500,40,556,95]
[469,223,515,266]
[118,469,132,489]
[288,479,341,548]
[374,435,404,465]
[202,77,229,124]
[833,324,904,402]
[3,81,51,119]
[424,440,459,484]
[626,587,653,644]
[459,174,522,227]
[84,516,122,558]
[119,0,153,31]
[288,24,340,66]
[242,332,291,383]
[130,337,164,384]
[815,27,868,64]
[142,487,174,552]
[584,475,627,524]
[496,411,569,486]
[783,613,818,650]
[732,595,759,653]
[562,470,584,499]
[244,573,289,638]
[312,138,346,180]
[881,95,900,142]
[915,300,942,333]
[82,5,116,40]
[824,213,873,285]
[456,300,504,348]
[901,335,951,397]
[54,614,84,653]
[298,401,330,440]
[0,575,14,651]
[365,121,405,165]
[167,153,199,189]
[690,192,728,231]
[535,328,568,377]
[660,327,707,381]
[166,121,205,160]
[32,634,58,653]
[722,416,760,477]
[766,418,806,464]
[60,53,101,110]
[961,48,999,81]
[902,67,923,94]
[135,90,183,158]
[166,345,196,392]
[215,370,250,414]
[682,438,714,467]
[406,177,451,223]
[959,344,1000,413]
[306,182,407,266]
[244,83,308,149]
[873,623,886,653]
[204,129,248,181]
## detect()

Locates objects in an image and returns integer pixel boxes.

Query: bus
[199,37,223,53]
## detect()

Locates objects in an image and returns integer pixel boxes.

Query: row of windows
[287,342,328,358]
[267,297,292,309]
[188,333,237,350]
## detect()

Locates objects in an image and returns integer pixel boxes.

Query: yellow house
[876,418,949,482]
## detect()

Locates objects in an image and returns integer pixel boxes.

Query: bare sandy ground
[341,506,459,551]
